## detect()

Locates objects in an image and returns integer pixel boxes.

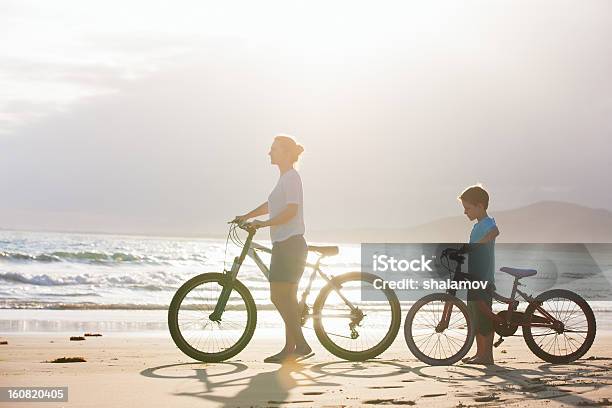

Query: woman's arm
[234,202,268,222]
[251,204,297,229]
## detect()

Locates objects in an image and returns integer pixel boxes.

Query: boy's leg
[474,299,494,364]
[464,301,480,362]
[471,334,487,355]
[464,299,495,364]
[482,331,494,361]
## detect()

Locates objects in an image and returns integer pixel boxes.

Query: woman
[233,135,312,363]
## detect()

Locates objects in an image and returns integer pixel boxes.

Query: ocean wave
[0,250,161,264]
[0,271,181,288]
[128,284,176,291]
[0,251,59,262]
[0,271,95,286]
[0,300,280,310]
[1,299,611,312]
[37,292,102,297]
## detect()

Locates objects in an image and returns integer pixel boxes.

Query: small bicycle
[404,246,596,365]
[168,220,401,362]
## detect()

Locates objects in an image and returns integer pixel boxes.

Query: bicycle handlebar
[228,219,257,234]
[439,245,470,266]
[440,245,468,258]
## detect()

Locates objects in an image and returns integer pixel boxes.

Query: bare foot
[464,357,494,365]
[462,355,478,363]
[294,344,312,356]
[264,348,295,363]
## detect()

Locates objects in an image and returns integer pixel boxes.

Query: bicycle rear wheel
[404,293,474,366]
[168,273,256,362]
[523,289,596,364]
[313,272,401,361]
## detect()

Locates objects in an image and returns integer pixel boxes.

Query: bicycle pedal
[493,337,504,348]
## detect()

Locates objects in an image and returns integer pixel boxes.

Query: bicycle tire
[523,289,596,364]
[404,293,474,366]
[313,272,401,361]
[168,273,257,362]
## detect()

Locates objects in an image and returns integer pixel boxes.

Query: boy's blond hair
[459,184,489,210]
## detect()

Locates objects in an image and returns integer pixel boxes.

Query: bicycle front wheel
[313,272,401,361]
[523,289,596,364]
[168,273,257,362]
[404,293,474,366]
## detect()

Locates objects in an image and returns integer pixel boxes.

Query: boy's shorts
[468,288,494,336]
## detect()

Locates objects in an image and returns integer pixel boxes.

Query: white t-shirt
[267,169,305,243]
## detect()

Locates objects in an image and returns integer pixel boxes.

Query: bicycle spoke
[318,278,397,356]
[531,296,592,358]
[409,298,469,363]
[175,279,251,356]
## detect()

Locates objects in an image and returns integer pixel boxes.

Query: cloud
[1,1,611,235]
[0,0,225,133]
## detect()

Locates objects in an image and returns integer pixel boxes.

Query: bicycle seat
[308,245,339,257]
[500,267,537,278]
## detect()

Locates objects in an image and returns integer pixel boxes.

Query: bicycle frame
[492,278,561,331]
[439,251,561,333]
[209,226,360,323]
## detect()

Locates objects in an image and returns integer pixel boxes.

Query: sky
[0,0,611,236]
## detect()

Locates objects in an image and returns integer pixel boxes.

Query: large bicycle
[404,246,596,365]
[168,220,401,362]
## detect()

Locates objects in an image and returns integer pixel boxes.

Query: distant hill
[309,201,612,243]
[3,201,611,244]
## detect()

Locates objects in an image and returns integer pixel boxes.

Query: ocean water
[1,230,612,334]
[0,230,361,311]
[0,231,612,336]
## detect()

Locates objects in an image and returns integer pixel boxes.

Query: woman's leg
[270,282,311,356]
[270,282,295,354]
[285,282,310,354]
[266,236,310,362]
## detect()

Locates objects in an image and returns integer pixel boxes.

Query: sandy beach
[1,321,611,408]
[3,1,612,407]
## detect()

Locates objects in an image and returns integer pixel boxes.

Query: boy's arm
[477,226,499,244]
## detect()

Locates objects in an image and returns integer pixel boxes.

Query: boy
[459,185,499,365]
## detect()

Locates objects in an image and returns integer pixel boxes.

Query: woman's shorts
[269,235,307,284]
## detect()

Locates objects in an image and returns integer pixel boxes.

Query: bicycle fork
[438,297,454,333]
[209,231,255,322]
[209,258,239,322]
[437,261,466,333]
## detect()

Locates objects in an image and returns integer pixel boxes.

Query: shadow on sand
[140,358,611,407]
